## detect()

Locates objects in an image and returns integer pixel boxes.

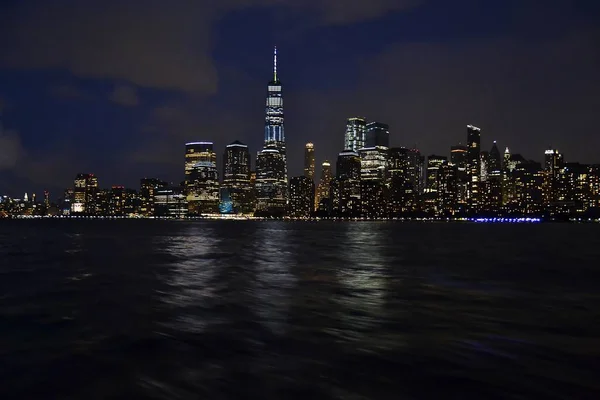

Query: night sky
[1,0,599,197]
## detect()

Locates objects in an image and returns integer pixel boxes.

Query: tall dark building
[466,125,481,213]
[255,146,287,216]
[185,141,219,214]
[388,147,422,214]
[331,150,361,217]
[450,144,468,209]
[345,117,367,152]
[543,148,564,207]
[256,47,288,215]
[140,178,167,216]
[304,142,315,180]
[315,160,332,211]
[424,155,447,214]
[437,162,459,216]
[222,141,253,214]
[365,122,390,148]
[289,176,315,218]
[485,141,503,213]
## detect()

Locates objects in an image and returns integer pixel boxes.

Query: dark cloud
[0,0,420,94]
[48,84,90,100]
[110,85,139,107]
[0,126,22,170]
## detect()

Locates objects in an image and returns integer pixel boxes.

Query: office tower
[96,189,110,215]
[289,176,315,218]
[450,144,468,209]
[222,141,253,214]
[255,146,287,216]
[256,47,288,215]
[359,146,389,218]
[485,141,503,213]
[480,151,489,183]
[43,191,50,208]
[315,160,332,212]
[437,162,459,216]
[543,148,564,208]
[154,186,188,218]
[184,141,219,215]
[140,178,167,216]
[387,147,422,215]
[345,117,367,152]
[108,186,125,216]
[502,147,513,206]
[63,188,74,214]
[466,125,481,213]
[72,173,98,214]
[331,150,361,217]
[365,122,390,148]
[588,165,600,211]
[304,142,315,180]
[424,155,447,214]
[512,160,544,215]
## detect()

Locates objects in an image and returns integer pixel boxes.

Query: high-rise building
[365,122,390,148]
[256,47,288,216]
[345,117,367,152]
[185,141,219,215]
[304,143,315,180]
[255,146,287,216]
[450,144,468,209]
[543,148,564,207]
[315,160,332,211]
[289,176,315,218]
[485,141,503,213]
[424,155,447,214]
[437,162,459,216]
[387,147,423,215]
[140,178,167,216]
[359,146,388,218]
[466,125,481,213]
[222,141,253,214]
[72,173,98,214]
[331,150,361,217]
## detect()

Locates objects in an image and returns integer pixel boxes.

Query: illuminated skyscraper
[437,162,459,216]
[543,148,564,207]
[345,117,367,152]
[255,146,287,216]
[450,144,468,209]
[315,160,332,211]
[366,122,390,148]
[485,141,503,213]
[289,176,315,218]
[222,141,252,213]
[359,146,388,218]
[466,125,481,213]
[72,173,98,214]
[256,47,288,215]
[424,155,447,214]
[304,143,315,180]
[185,142,219,214]
[331,150,361,217]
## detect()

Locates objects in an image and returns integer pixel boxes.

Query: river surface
[1,220,599,399]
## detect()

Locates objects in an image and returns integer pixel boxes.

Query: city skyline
[1,1,600,197]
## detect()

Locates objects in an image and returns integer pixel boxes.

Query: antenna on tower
[273,46,278,81]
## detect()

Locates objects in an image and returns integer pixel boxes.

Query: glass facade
[345,117,367,152]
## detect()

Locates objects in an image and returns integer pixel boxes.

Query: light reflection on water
[1,220,600,399]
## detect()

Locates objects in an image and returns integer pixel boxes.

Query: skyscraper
[331,150,361,217]
[450,144,468,209]
[486,141,503,213]
[359,146,389,218]
[256,47,288,216]
[72,173,98,214]
[315,160,332,212]
[185,141,219,215]
[365,122,390,148]
[345,117,367,152]
[304,142,315,180]
[222,141,252,213]
[466,125,481,213]
[289,176,315,218]
[424,155,447,214]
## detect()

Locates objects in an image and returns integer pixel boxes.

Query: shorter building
[140,178,167,216]
[289,176,314,218]
[154,186,188,218]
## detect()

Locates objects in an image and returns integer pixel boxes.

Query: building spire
[273,46,277,81]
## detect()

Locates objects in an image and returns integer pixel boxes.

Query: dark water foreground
[1,220,599,399]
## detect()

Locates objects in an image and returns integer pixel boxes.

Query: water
[1,220,599,399]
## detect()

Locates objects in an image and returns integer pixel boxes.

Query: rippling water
[1,220,599,399]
